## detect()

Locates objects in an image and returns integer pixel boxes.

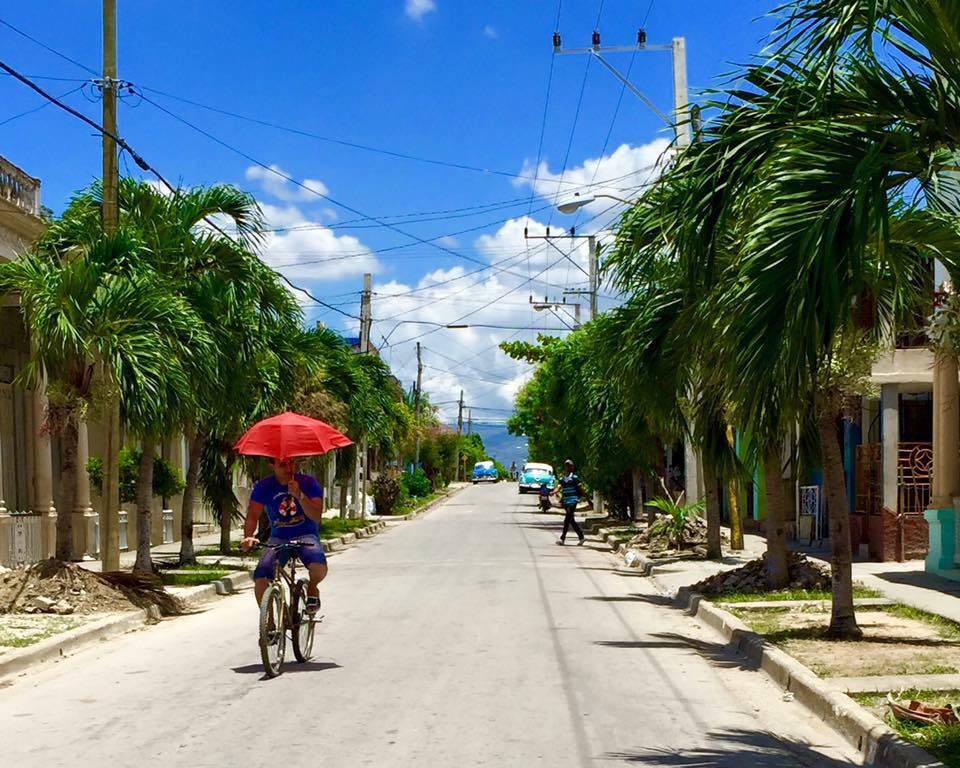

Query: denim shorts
[254,535,327,580]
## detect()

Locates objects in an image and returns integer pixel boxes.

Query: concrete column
[881,384,900,516]
[931,352,960,508]
[0,429,8,565]
[70,420,95,559]
[31,380,56,557]
[683,440,704,503]
[926,352,960,572]
[167,435,184,544]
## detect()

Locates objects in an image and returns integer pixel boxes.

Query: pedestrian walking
[554,459,590,545]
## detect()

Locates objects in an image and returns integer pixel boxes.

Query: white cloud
[371,233,592,417]
[483,25,498,39]
[405,0,436,21]
[257,202,379,282]
[245,164,329,202]
[516,139,671,220]
[438,235,460,248]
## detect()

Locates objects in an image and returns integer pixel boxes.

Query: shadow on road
[584,594,673,607]
[593,632,758,672]
[604,729,858,766]
[232,661,342,677]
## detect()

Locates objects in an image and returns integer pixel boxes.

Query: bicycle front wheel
[259,585,286,677]
[290,580,315,663]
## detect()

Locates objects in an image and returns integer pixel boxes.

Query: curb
[382,484,468,522]
[0,609,152,682]
[321,520,386,553]
[0,520,394,683]
[670,585,945,768]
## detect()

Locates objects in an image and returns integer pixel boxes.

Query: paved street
[0,484,862,767]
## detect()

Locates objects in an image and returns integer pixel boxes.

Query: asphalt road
[0,483,863,767]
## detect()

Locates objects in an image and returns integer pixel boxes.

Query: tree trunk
[55,419,79,561]
[702,461,723,560]
[133,437,156,573]
[725,425,744,550]
[631,467,643,522]
[818,405,862,639]
[763,448,790,588]
[219,502,231,554]
[178,429,204,566]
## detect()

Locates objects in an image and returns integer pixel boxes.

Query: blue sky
[1,0,777,431]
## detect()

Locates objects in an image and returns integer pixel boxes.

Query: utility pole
[354,272,373,517]
[456,390,464,482]
[467,409,472,435]
[525,230,599,321]
[555,30,691,147]
[359,272,372,353]
[414,342,423,468]
[99,0,121,570]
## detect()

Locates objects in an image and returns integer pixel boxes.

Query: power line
[0,17,98,76]
[0,58,362,323]
[139,92,609,288]
[138,84,608,187]
[0,83,83,126]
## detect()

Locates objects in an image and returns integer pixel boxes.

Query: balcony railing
[0,155,40,216]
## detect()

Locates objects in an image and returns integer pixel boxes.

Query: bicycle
[258,539,321,678]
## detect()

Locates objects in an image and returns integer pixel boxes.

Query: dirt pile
[690,551,832,596]
[626,514,719,555]
[0,559,182,616]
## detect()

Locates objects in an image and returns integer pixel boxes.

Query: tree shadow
[871,568,960,597]
[603,728,858,766]
[593,631,760,672]
[584,593,674,607]
[232,661,341,678]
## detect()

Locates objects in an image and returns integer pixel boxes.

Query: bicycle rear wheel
[290,580,315,662]
[259,585,286,677]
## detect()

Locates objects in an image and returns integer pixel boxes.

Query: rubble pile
[626,514,722,555]
[690,551,832,596]
[0,559,182,616]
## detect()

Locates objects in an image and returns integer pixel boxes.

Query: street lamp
[556,191,632,215]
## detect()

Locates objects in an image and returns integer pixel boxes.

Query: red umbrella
[234,411,353,460]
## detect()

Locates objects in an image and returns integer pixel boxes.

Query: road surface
[0,483,862,767]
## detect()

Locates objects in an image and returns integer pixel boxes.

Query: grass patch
[194,546,252,559]
[319,517,377,539]
[717,585,882,604]
[0,616,86,649]
[851,691,960,767]
[884,604,960,640]
[160,569,230,587]
[160,561,248,572]
[393,491,443,515]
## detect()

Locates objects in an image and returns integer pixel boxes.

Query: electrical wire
[139,92,609,289]
[0,83,83,126]
[0,58,363,323]
[0,17,98,76]
[137,84,606,187]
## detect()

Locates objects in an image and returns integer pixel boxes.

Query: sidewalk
[632,526,960,627]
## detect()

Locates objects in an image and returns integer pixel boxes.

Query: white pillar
[71,421,95,559]
[684,440,704,503]
[881,383,900,514]
[31,380,56,556]
[671,36,691,148]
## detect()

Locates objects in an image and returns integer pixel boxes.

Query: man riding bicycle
[241,458,327,615]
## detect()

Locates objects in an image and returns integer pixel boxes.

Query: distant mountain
[452,423,529,469]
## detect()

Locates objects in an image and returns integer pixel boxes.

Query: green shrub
[373,471,407,515]
[86,447,186,503]
[403,467,432,498]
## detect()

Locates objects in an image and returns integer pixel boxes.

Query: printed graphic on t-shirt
[275,493,304,526]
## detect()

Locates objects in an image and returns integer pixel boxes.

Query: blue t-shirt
[250,473,324,540]
[559,473,584,507]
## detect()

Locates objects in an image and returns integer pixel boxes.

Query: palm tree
[623,0,960,634]
[0,229,203,562]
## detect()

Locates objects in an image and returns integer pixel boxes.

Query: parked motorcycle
[538,482,553,513]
